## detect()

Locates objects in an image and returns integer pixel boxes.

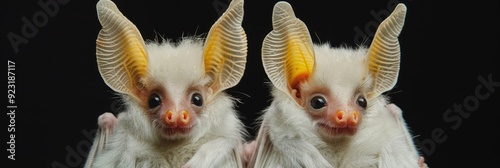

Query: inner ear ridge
[261,1,315,99]
[366,3,407,98]
[202,0,247,94]
[96,0,149,96]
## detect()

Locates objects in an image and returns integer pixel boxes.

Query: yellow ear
[203,0,247,94]
[95,0,148,95]
[366,3,406,98]
[262,1,315,96]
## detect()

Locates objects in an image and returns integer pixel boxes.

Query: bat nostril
[333,110,347,127]
[337,112,343,120]
[180,110,190,125]
[165,110,177,125]
[348,111,359,127]
[167,111,173,120]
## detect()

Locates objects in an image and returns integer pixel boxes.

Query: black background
[2,0,499,167]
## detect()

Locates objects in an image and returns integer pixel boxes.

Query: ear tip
[230,0,244,6]
[227,0,244,12]
[396,3,407,9]
[96,0,117,19]
[222,0,244,23]
[385,3,407,30]
[274,1,294,13]
[275,1,291,7]
[394,3,408,17]
[271,1,296,27]
[96,0,112,10]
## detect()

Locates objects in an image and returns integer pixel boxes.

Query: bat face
[139,41,208,140]
[297,47,370,138]
[95,0,247,141]
[145,81,205,139]
[262,1,406,140]
[249,2,415,168]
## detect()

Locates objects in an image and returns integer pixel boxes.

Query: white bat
[247,2,425,168]
[83,0,248,167]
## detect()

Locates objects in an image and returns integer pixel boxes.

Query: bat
[247,2,425,168]
[244,103,428,168]
[83,0,248,167]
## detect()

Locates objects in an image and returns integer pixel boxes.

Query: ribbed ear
[95,0,148,95]
[366,3,407,99]
[203,0,247,94]
[262,1,315,97]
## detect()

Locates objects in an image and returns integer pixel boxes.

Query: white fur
[251,43,420,168]
[87,39,246,168]
[146,38,206,101]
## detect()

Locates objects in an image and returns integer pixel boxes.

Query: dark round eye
[148,93,162,109]
[191,92,203,107]
[357,96,367,108]
[310,96,327,110]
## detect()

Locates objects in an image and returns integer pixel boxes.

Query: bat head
[95,0,247,140]
[262,2,406,139]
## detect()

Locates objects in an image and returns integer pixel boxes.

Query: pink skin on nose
[330,110,360,128]
[163,110,192,128]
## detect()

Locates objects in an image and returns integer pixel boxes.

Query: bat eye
[191,92,203,107]
[148,93,162,109]
[357,96,367,108]
[310,95,327,110]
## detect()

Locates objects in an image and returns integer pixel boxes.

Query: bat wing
[386,104,420,156]
[247,121,285,168]
[232,140,245,168]
[378,104,421,168]
[83,112,117,168]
